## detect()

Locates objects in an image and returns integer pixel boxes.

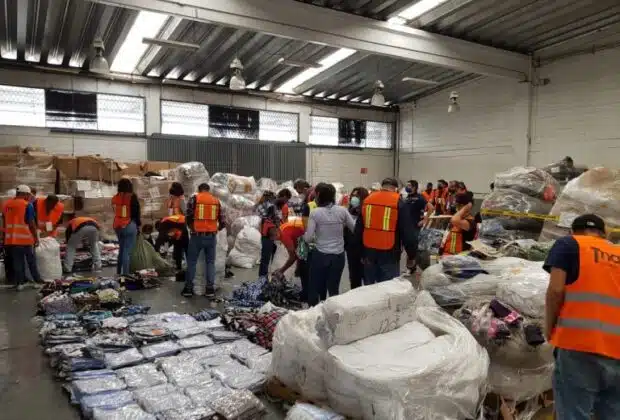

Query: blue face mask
[350,196,361,208]
[405,187,413,193]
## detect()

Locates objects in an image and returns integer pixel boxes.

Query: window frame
[309,115,394,150]
[160,99,211,137]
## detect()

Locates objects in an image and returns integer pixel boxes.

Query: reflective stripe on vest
[112,193,132,229]
[36,198,64,237]
[2,198,34,245]
[193,192,219,233]
[551,235,620,360]
[361,191,399,251]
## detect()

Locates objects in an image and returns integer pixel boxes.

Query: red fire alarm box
[360,168,368,174]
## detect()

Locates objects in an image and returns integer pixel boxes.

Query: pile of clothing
[221,303,289,350]
[227,276,302,309]
[60,242,119,272]
[500,239,555,261]
[121,270,161,290]
[37,277,126,315]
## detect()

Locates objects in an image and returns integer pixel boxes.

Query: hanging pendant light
[229,57,246,91]
[89,38,109,74]
[370,80,385,107]
[448,91,460,113]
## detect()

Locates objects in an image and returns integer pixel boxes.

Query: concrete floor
[0,261,363,420]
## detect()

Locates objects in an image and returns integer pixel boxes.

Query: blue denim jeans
[11,245,41,285]
[554,348,620,420]
[115,221,137,276]
[259,236,274,277]
[364,251,400,285]
[308,250,344,306]
[185,233,216,290]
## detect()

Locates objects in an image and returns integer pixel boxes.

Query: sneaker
[205,287,215,298]
[16,284,25,291]
[181,288,194,298]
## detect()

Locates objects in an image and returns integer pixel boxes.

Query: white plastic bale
[227,227,261,269]
[425,274,507,307]
[175,162,210,196]
[316,279,418,347]
[495,265,549,318]
[257,178,278,192]
[230,216,261,239]
[488,362,553,402]
[36,237,62,281]
[271,305,328,402]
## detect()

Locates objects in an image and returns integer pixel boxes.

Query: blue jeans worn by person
[185,233,216,291]
[115,221,137,276]
[12,245,41,285]
[364,251,400,285]
[259,236,274,278]
[554,348,620,420]
[308,250,345,306]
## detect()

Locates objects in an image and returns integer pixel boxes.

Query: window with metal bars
[97,94,145,133]
[259,110,298,142]
[161,100,209,136]
[309,116,392,149]
[0,85,46,127]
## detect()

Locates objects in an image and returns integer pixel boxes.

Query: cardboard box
[120,162,143,178]
[22,148,54,168]
[130,176,170,201]
[0,146,24,167]
[58,195,74,213]
[74,197,110,214]
[65,180,116,198]
[142,161,175,173]
[77,155,111,181]
[54,156,79,180]
[0,166,56,194]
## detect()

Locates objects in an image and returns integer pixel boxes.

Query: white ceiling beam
[87,0,530,80]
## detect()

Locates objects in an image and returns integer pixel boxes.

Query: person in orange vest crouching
[358,177,414,284]
[165,182,186,216]
[441,192,476,256]
[64,216,101,274]
[1,185,41,290]
[272,217,308,303]
[183,183,225,298]
[112,178,141,276]
[34,195,65,238]
[155,214,188,272]
[544,214,620,419]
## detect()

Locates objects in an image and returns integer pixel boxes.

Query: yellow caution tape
[480,209,620,234]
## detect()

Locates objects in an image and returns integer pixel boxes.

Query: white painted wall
[0,69,396,183]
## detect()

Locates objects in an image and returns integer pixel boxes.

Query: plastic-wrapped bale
[316,279,418,347]
[286,403,345,420]
[495,263,549,319]
[227,226,261,269]
[209,172,256,194]
[500,239,555,262]
[481,189,554,235]
[271,305,328,402]
[257,177,278,192]
[494,166,560,201]
[540,167,620,242]
[208,181,230,202]
[36,237,62,281]
[230,215,261,239]
[325,292,489,420]
[175,162,210,196]
[543,159,588,183]
[488,362,553,403]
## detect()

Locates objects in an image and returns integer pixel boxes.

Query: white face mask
[350,196,361,208]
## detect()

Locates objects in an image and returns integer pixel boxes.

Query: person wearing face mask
[441,192,476,255]
[357,177,415,284]
[344,187,369,289]
[403,180,430,275]
[421,182,434,202]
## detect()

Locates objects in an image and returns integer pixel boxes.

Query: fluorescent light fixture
[25,51,40,63]
[110,11,168,74]
[259,85,271,91]
[215,77,227,86]
[277,57,321,69]
[361,98,370,104]
[164,68,181,79]
[69,55,83,68]
[398,0,448,20]
[387,16,407,25]
[47,54,63,65]
[1,47,17,60]
[183,72,198,82]
[327,93,338,100]
[142,37,200,51]
[276,48,357,94]
[339,96,350,101]
[147,69,160,77]
[200,75,213,84]
[246,81,258,89]
[302,90,313,96]
[350,97,361,102]
[402,76,439,85]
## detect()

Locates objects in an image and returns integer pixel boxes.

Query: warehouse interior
[1,0,620,418]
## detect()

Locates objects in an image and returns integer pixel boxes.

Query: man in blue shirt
[403,180,428,275]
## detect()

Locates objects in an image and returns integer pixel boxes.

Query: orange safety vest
[551,235,620,360]
[162,214,186,225]
[35,197,65,237]
[193,192,220,233]
[2,198,34,246]
[361,190,400,251]
[69,216,100,231]
[112,193,132,229]
[165,195,182,216]
[280,217,304,232]
[421,190,433,202]
[442,215,475,255]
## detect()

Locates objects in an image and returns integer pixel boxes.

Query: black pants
[346,248,364,289]
[295,257,310,304]
[155,233,188,270]
[308,250,345,306]
[3,246,14,284]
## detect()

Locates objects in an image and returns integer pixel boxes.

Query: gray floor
[0,261,366,420]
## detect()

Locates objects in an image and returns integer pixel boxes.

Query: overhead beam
[88,0,530,80]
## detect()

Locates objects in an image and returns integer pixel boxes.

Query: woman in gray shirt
[304,183,356,305]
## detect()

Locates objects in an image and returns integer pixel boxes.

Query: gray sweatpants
[64,225,101,272]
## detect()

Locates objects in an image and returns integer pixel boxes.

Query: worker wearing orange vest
[64,216,101,274]
[35,195,65,238]
[155,214,188,271]
[543,214,620,419]
[1,185,41,289]
[165,182,186,216]
[359,177,414,284]
[441,192,476,256]
[112,178,141,276]
[183,183,224,298]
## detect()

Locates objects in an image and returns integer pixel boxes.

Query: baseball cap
[16,184,31,194]
[381,177,399,188]
[572,214,605,234]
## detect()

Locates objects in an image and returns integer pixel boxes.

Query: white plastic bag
[227,226,261,269]
[496,265,549,318]
[37,237,62,281]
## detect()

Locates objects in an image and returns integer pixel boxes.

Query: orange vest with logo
[69,216,100,231]
[193,192,220,233]
[35,197,65,237]
[361,190,400,251]
[551,235,620,360]
[165,195,182,216]
[2,198,34,245]
[112,193,132,229]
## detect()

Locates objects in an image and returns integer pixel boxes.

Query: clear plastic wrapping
[494,166,559,201]
[210,361,266,392]
[495,265,549,318]
[177,334,214,350]
[184,381,233,406]
[201,354,235,367]
[175,162,210,196]
[257,177,278,192]
[230,215,262,239]
[422,273,506,307]
[209,330,244,343]
[488,362,553,402]
[81,390,135,419]
[105,348,145,369]
[481,189,553,233]
[227,226,261,269]
[140,341,181,360]
[116,364,168,389]
[230,339,269,365]
[158,354,206,385]
[73,376,127,400]
[286,403,345,420]
[134,384,192,415]
[93,404,156,420]
[316,279,418,347]
[246,352,272,375]
[159,406,216,420]
[173,372,214,389]
[208,389,266,419]
[189,342,238,359]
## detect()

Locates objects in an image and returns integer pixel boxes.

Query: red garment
[280,224,305,249]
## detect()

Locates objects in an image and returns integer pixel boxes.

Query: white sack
[271,305,328,402]
[37,237,62,281]
[482,257,541,279]
[426,274,507,307]
[230,215,261,239]
[496,265,549,318]
[419,263,451,288]
[226,227,261,269]
[317,279,417,347]
[488,361,553,402]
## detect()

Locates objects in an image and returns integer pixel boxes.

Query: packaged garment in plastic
[209,330,243,343]
[494,166,559,201]
[104,348,145,370]
[481,189,553,234]
[286,403,345,420]
[189,342,238,360]
[140,341,181,360]
[229,339,269,365]
[159,355,205,385]
[37,237,62,281]
[201,354,235,367]
[423,273,506,307]
[93,404,155,420]
[211,361,266,392]
[71,369,116,380]
[208,389,266,419]
[73,376,127,401]
[227,226,261,269]
[130,326,172,344]
[86,333,134,358]
[116,364,167,389]
[134,384,192,414]
[247,352,272,375]
[177,334,214,350]
[173,372,214,389]
[271,306,328,402]
[316,279,418,347]
[184,381,233,406]
[440,255,488,279]
[40,291,77,314]
[159,406,216,420]
[81,390,135,419]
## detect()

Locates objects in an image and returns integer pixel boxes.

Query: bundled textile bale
[481,189,553,235]
[495,264,549,318]
[257,178,278,192]
[37,237,62,281]
[210,173,256,194]
[230,215,261,239]
[227,226,261,268]
[175,162,210,196]
[494,167,559,201]
[540,167,620,241]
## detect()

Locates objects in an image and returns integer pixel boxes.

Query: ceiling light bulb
[370,80,386,107]
[230,70,246,91]
[90,39,109,74]
[448,101,460,113]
